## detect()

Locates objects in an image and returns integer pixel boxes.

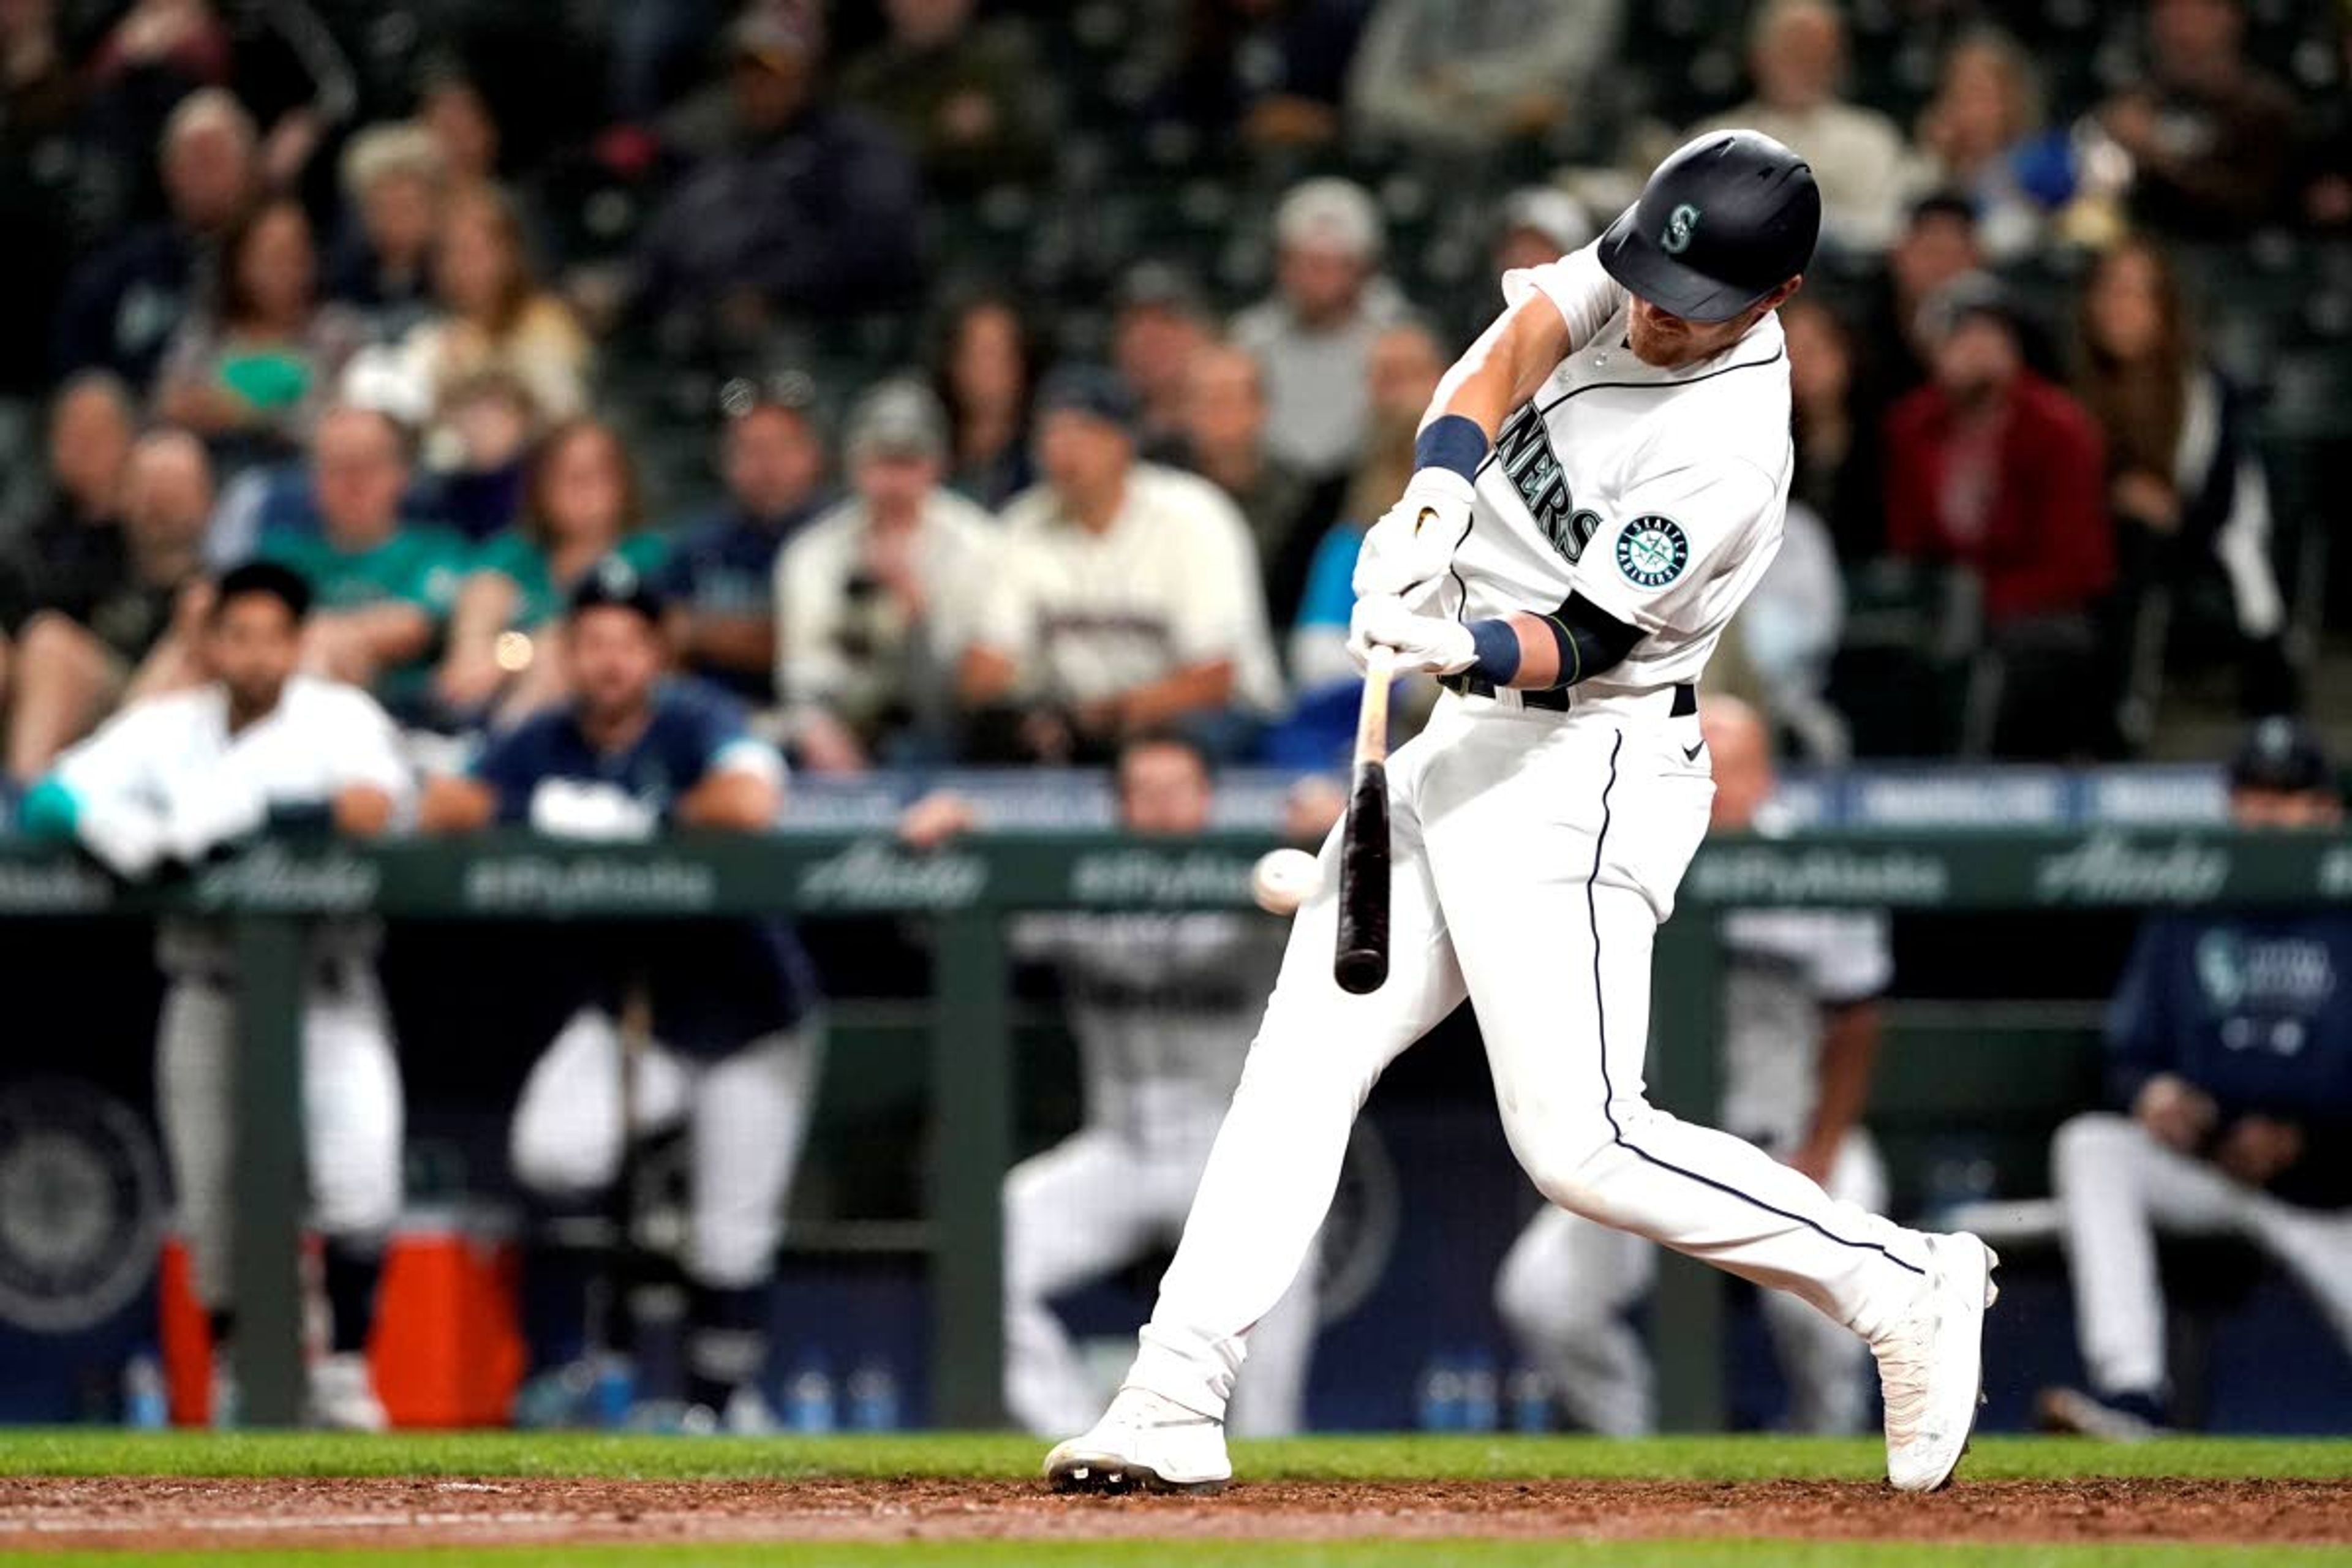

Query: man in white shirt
[775,379,996,771]
[1688,0,1907,252]
[960,366,1283,763]
[1230,179,1414,481]
[20,561,415,1429]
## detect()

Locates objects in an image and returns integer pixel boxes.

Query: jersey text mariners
[1444,240,1797,693]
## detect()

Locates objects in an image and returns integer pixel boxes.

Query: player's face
[2231,787,2343,829]
[566,606,663,716]
[204,594,302,709]
[1117,743,1214,836]
[1626,295,1764,368]
[312,410,407,543]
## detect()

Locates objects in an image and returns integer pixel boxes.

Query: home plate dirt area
[1,1476,2347,1551]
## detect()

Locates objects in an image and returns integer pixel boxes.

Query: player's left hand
[1348,594,1476,676]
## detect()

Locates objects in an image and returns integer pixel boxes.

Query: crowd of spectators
[4,0,2350,788]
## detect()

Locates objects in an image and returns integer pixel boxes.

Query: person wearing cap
[665,380,832,707]
[1687,0,1908,251]
[1112,263,1215,467]
[23,559,417,1430]
[256,402,472,711]
[1048,132,1997,1499]
[2042,718,2352,1441]
[420,559,823,1434]
[633,1,922,348]
[1346,0,1623,156]
[1883,273,2113,757]
[774,377,995,771]
[960,364,1283,764]
[1230,178,1414,482]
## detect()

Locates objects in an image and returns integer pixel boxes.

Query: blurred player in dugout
[901,733,1321,1436]
[21,562,415,1429]
[2043,719,2352,1439]
[1496,696,1891,1434]
[420,561,823,1431]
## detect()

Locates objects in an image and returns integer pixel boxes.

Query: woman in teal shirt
[436,417,668,722]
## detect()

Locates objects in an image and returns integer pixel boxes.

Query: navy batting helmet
[1599,130,1822,323]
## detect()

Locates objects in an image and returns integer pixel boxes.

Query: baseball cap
[1273,177,1382,260]
[846,378,948,463]
[1917,271,2022,344]
[1035,364,1139,435]
[1115,261,1208,318]
[728,0,821,72]
[1598,130,1821,322]
[568,554,666,625]
[2228,717,2334,797]
[1498,186,1595,255]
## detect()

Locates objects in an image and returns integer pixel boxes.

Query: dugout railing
[1,823,2339,1431]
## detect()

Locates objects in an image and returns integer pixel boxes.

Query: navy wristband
[1467,619,1521,685]
[1414,414,1489,483]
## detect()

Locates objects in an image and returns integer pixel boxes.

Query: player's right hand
[1352,468,1473,600]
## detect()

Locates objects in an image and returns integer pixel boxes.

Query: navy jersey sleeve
[2105,917,2180,1109]
[658,680,775,791]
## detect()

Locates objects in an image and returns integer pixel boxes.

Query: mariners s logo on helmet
[1660,203,1701,255]
[1616,516,1690,589]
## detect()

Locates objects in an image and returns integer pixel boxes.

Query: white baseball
[1251,848,1322,916]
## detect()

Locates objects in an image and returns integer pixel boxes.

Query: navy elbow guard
[1536,593,1644,688]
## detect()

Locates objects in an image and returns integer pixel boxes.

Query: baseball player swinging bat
[1046,130,1999,1502]
[1334,643,1395,993]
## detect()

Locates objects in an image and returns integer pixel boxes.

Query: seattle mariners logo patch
[1661,203,1701,255]
[1616,517,1690,588]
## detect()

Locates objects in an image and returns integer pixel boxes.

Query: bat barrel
[1333,760,1390,995]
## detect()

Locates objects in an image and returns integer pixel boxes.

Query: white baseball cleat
[306,1352,389,1432]
[1875,1232,1998,1493]
[1043,1387,1232,1495]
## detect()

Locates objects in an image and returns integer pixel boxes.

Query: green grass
[0,1429,2347,1483]
[2,1433,2346,1566]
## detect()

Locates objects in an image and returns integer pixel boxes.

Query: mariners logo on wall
[0,1079,165,1332]
[1616,517,1690,589]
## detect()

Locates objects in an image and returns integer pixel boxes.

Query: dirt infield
[1,1476,2347,1551]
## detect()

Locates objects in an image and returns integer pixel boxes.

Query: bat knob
[1335,949,1389,995]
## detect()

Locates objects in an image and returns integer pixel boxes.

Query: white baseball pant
[1124,694,1936,1419]
[2052,1111,2352,1398]
[157,970,404,1308]
[1005,1126,1317,1438]
[508,1008,823,1289]
[1495,1129,1888,1435]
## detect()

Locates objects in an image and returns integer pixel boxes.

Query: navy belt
[1439,674,1696,717]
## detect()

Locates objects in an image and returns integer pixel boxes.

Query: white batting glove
[1348,594,1476,676]
[528,778,660,840]
[1351,469,1474,600]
